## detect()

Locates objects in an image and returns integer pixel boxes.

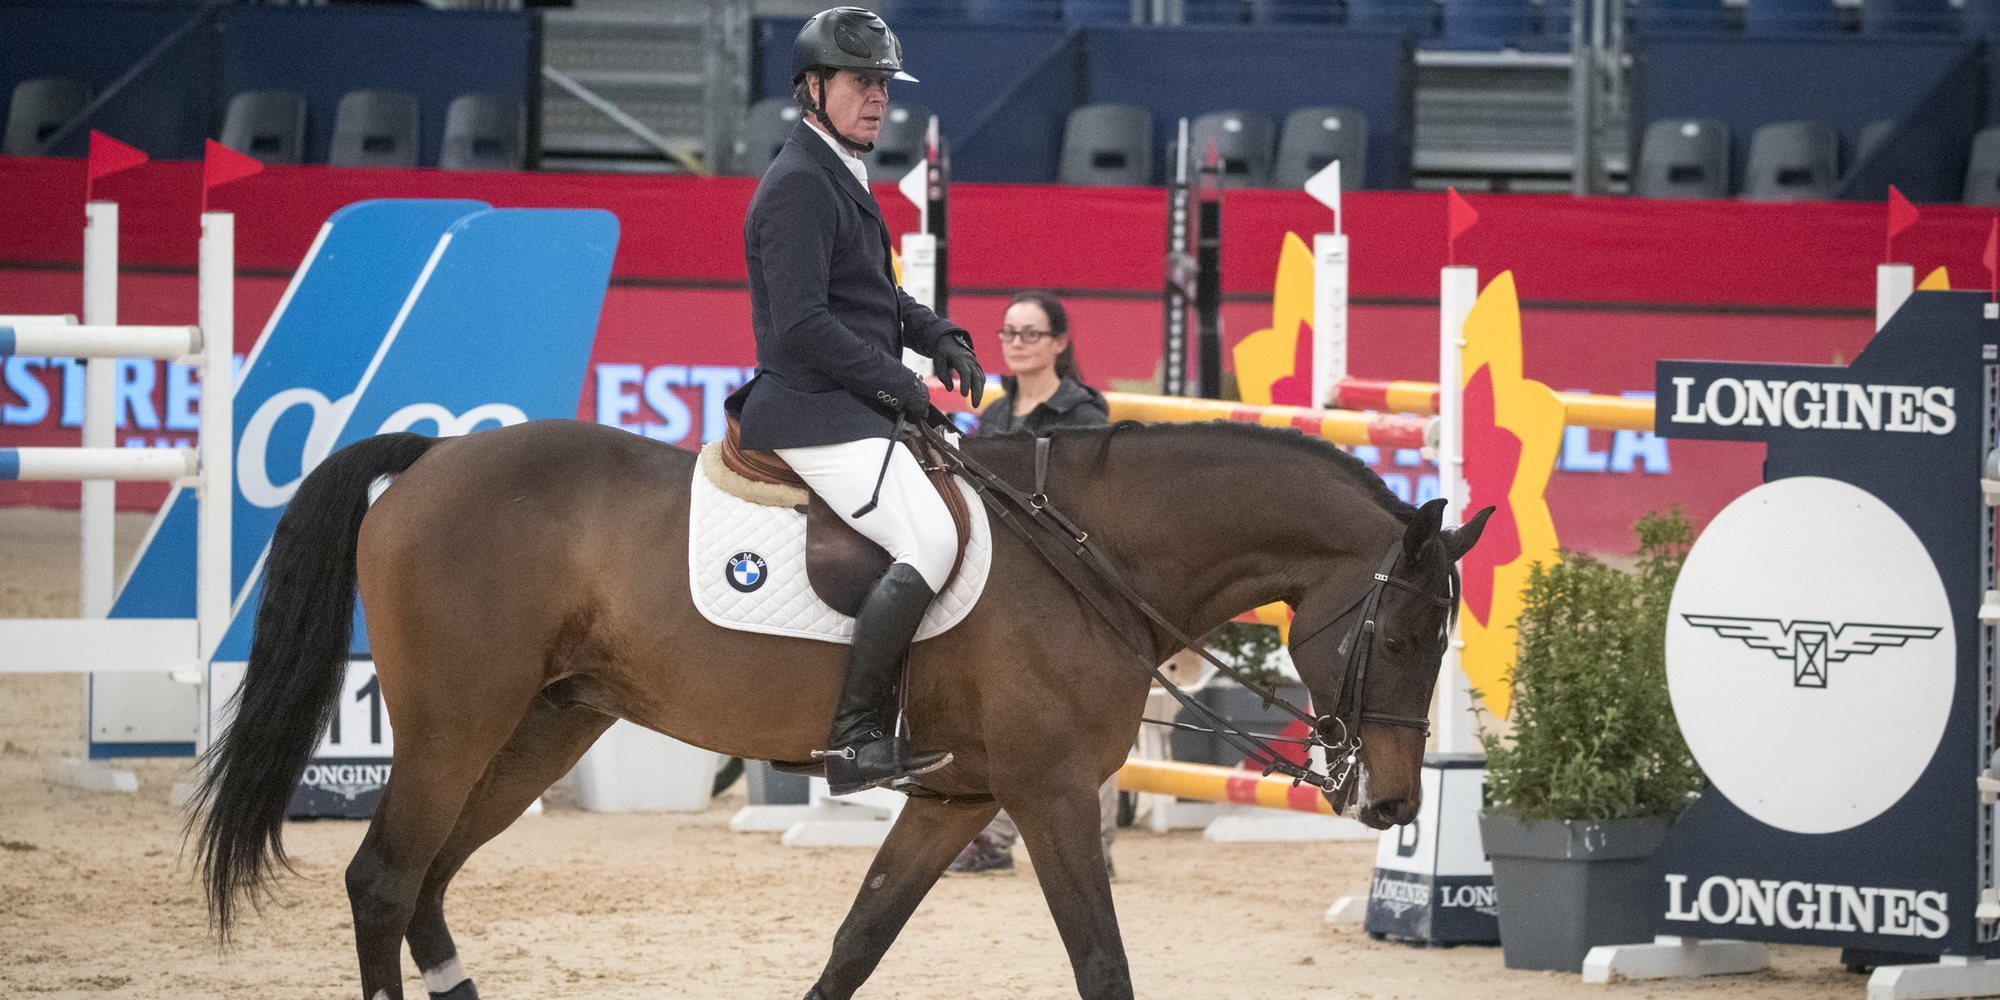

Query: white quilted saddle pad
[687,460,992,644]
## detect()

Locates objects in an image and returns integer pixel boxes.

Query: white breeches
[774,437,957,592]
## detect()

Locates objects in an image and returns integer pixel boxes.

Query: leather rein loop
[917,420,1448,794]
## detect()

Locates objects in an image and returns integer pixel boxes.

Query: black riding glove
[900,374,932,421]
[932,331,985,409]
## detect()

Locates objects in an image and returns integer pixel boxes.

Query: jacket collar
[788,121,883,227]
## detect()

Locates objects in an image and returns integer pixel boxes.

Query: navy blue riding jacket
[726,121,966,451]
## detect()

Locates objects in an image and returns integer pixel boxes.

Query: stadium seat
[1185,110,1278,186]
[218,90,306,166]
[1635,118,1730,199]
[1059,103,1154,186]
[1862,0,1955,33]
[863,103,930,183]
[3,77,90,156]
[329,89,421,168]
[966,0,1063,21]
[1627,0,1728,31]
[1065,0,1135,21]
[1274,107,1368,190]
[1252,0,1342,22]
[1857,118,1895,164]
[1743,0,1839,35]
[1183,0,1250,21]
[881,0,970,18]
[1348,0,1438,31]
[1743,121,1839,201]
[1442,0,1536,46]
[739,97,801,177]
[440,94,522,171]
[1962,126,2000,205]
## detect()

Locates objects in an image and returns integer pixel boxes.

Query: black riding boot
[819,562,953,795]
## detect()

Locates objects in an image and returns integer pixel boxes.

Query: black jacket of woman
[975,377,1109,436]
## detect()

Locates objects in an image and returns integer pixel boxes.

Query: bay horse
[189,417,1490,1000]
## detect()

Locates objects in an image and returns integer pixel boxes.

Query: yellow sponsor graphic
[1456,272,1564,722]
[1231,232,1316,407]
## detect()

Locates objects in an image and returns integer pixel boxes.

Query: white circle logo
[1668,477,1953,835]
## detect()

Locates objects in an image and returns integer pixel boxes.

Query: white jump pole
[1876,262,1913,332]
[1435,265,1478,755]
[196,211,234,662]
[81,201,117,619]
[1304,160,1348,409]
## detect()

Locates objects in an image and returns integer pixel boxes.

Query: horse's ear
[1443,506,1496,562]
[1403,497,1447,559]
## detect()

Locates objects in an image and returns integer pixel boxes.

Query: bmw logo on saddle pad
[727,551,769,593]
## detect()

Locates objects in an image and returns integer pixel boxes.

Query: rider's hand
[933,332,985,409]
[900,375,932,421]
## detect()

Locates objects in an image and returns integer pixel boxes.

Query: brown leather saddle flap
[724,417,971,616]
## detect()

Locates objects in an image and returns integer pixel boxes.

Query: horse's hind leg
[805,797,1001,1000]
[402,692,616,999]
[347,672,540,1000]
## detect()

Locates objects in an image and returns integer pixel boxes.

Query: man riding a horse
[726,5,985,794]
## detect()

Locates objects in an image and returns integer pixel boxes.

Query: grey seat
[1857,118,1895,165]
[4,78,91,155]
[1635,118,1730,199]
[1743,120,1839,201]
[1273,107,1368,190]
[1187,110,1277,186]
[1963,127,2000,205]
[440,94,522,171]
[329,89,421,168]
[738,97,802,176]
[219,90,307,166]
[1058,103,1153,186]
[863,103,929,183]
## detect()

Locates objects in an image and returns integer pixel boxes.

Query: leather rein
[915,420,1451,795]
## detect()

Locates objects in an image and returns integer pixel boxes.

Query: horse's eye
[1385,636,1407,653]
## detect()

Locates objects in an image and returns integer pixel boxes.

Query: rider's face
[812,69,890,146]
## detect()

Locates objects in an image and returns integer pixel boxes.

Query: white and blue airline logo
[727,552,768,593]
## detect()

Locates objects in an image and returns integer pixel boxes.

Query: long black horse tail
[186,432,437,941]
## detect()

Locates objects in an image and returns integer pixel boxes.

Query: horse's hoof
[430,980,478,1000]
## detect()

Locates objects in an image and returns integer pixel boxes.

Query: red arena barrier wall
[5,154,1985,552]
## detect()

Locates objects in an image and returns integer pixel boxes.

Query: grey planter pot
[1478,813,1671,973]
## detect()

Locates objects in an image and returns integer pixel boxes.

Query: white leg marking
[422,955,468,995]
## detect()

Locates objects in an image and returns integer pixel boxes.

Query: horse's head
[1288,499,1493,829]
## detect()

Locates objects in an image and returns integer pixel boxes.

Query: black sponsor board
[1365,753,1499,945]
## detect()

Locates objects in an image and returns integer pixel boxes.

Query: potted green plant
[1477,510,1706,973]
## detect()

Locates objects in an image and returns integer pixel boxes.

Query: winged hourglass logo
[1680,615,1943,689]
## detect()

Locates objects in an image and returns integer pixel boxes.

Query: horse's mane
[1026,420,1419,522]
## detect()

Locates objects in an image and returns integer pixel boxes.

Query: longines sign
[1661,366,1955,438]
[1663,874,1949,940]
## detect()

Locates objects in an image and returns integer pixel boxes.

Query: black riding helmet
[792,6,916,153]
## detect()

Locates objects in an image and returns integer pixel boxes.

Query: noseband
[1285,544,1454,791]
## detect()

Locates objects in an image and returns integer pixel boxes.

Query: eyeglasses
[997,327,1054,344]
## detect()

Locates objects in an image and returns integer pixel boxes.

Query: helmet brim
[894,70,919,83]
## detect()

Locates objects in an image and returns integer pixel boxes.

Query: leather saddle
[717,416,972,616]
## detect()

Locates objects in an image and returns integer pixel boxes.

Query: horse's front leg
[1006,780,1132,1000]
[804,796,1001,1000]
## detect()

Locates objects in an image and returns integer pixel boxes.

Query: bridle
[1283,544,1453,791]
[916,421,1455,794]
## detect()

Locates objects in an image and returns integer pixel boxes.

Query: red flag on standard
[88,132,148,182]
[1447,187,1480,239]
[203,139,264,193]
[1446,187,1478,266]
[1885,185,1918,262]
[85,131,148,203]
